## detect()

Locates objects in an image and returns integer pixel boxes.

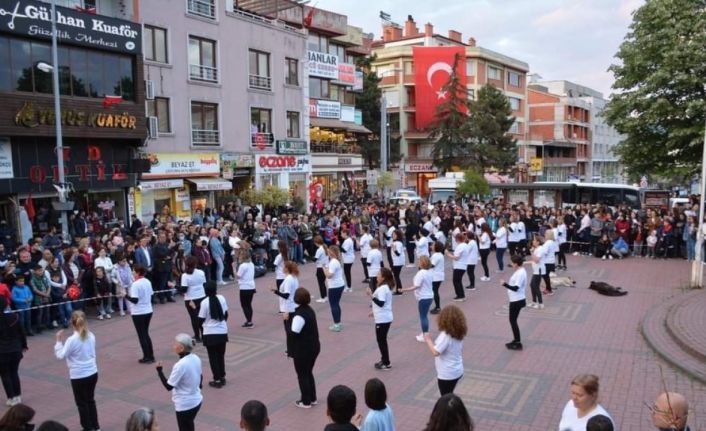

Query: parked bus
[490,182,643,209]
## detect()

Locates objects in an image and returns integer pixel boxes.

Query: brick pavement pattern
[11,255,706,430]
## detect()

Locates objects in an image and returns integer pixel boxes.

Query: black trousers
[508,241,518,256]
[316,268,327,299]
[452,269,465,299]
[509,299,526,342]
[206,342,226,381]
[466,264,475,288]
[432,281,442,309]
[293,348,319,405]
[392,265,403,292]
[240,290,255,323]
[175,403,201,431]
[0,352,22,399]
[343,263,353,288]
[558,243,568,267]
[185,297,205,340]
[71,373,99,431]
[283,318,294,357]
[132,313,154,360]
[438,376,461,395]
[154,270,172,301]
[386,247,393,268]
[479,249,490,277]
[542,264,555,292]
[530,274,543,304]
[406,242,416,264]
[375,322,391,365]
[361,258,369,281]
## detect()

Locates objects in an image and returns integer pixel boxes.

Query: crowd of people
[0,193,701,431]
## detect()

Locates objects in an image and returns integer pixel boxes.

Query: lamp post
[690,113,706,288]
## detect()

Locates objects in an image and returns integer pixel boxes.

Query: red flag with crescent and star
[413,46,466,130]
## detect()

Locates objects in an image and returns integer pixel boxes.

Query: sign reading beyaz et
[307,50,338,80]
[0,0,142,54]
[142,153,220,179]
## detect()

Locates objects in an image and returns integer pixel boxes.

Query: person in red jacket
[0,280,10,307]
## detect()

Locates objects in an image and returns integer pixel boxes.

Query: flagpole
[51,0,70,243]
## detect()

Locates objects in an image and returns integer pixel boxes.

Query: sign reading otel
[0,0,142,55]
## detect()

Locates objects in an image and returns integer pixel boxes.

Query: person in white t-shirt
[340,229,356,292]
[415,228,431,260]
[237,250,256,328]
[542,230,557,296]
[313,236,329,303]
[558,374,614,431]
[181,257,207,342]
[127,264,155,364]
[273,241,289,290]
[366,240,384,291]
[446,233,469,302]
[198,281,228,388]
[401,256,434,342]
[466,233,479,291]
[554,217,569,270]
[500,254,527,351]
[366,267,394,370]
[324,246,346,332]
[528,235,545,309]
[156,334,203,431]
[429,241,445,314]
[272,261,298,358]
[391,230,406,295]
[478,223,493,281]
[423,304,467,396]
[494,218,509,272]
[358,226,373,283]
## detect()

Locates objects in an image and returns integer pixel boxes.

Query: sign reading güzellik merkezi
[0,0,141,54]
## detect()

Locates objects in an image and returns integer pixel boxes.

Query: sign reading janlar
[15,102,137,129]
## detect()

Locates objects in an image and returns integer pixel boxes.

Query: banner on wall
[413,46,467,129]
[0,138,13,179]
[307,50,339,79]
[255,154,310,174]
[142,153,220,179]
[309,99,341,119]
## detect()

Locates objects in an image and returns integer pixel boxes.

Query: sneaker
[608,255,614,260]
[374,361,392,370]
[538,303,545,309]
[218,281,227,286]
[543,290,554,296]
[466,285,477,290]
[344,287,352,293]
[120,311,126,317]
[528,302,538,309]
[208,380,224,388]
[242,322,254,328]
[452,297,466,302]
[328,324,342,332]
[315,298,327,303]
[405,264,415,268]
[505,342,523,350]
[51,320,59,328]
[311,400,318,405]
[295,400,312,409]
[10,396,21,406]
[602,255,607,260]
[106,314,112,319]
[5,398,13,406]
[572,252,580,256]
[415,333,425,343]
[481,276,490,281]
[430,307,441,314]
[98,315,104,321]
[138,358,155,364]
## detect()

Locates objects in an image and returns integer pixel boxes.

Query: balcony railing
[250,132,274,149]
[192,129,220,146]
[311,142,360,154]
[189,64,218,82]
[249,74,272,91]
[229,6,305,34]
[188,0,216,19]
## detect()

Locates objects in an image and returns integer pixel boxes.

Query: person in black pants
[289,288,320,409]
[156,334,202,431]
[501,255,527,351]
[127,264,155,363]
[199,281,228,388]
[0,296,26,406]
[367,268,394,370]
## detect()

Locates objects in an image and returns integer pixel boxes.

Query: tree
[465,84,517,172]
[376,171,394,195]
[457,169,489,197]
[603,0,706,180]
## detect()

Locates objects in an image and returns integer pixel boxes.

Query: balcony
[251,133,274,149]
[188,0,216,19]
[249,74,272,91]
[229,6,305,34]
[311,142,360,154]
[192,129,220,146]
[189,64,218,83]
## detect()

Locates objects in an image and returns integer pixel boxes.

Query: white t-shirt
[385,226,395,248]
[506,267,527,302]
[451,227,461,250]
[466,240,479,265]
[327,258,345,288]
[198,295,228,335]
[367,249,383,277]
[180,270,206,300]
[434,331,464,380]
[54,331,97,379]
[391,241,405,267]
[475,217,486,236]
[359,233,372,258]
[531,246,545,275]
[479,232,491,250]
[372,283,393,324]
[543,239,558,264]
[453,242,469,270]
[341,238,356,264]
[278,274,297,313]
[510,222,525,243]
[274,254,286,280]
[558,400,613,431]
[495,227,508,248]
[556,224,567,245]
[315,246,329,268]
[129,277,153,315]
[167,353,203,412]
[412,269,434,301]
[430,252,445,282]
[237,262,255,290]
[416,235,430,257]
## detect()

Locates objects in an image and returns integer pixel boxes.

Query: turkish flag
[25,193,35,223]
[103,95,123,109]
[413,46,466,130]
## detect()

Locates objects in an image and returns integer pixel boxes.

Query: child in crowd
[646,230,658,259]
[94,266,113,320]
[112,254,133,317]
[29,265,52,332]
[11,274,33,335]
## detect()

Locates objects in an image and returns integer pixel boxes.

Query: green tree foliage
[458,169,490,197]
[376,171,394,193]
[603,0,706,179]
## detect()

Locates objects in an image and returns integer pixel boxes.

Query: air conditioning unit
[145,80,155,100]
[147,116,159,139]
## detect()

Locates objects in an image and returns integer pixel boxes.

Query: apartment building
[371,16,529,195]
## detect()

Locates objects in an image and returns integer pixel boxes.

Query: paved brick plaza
[15,255,706,430]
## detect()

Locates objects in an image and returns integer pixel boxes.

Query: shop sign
[221,153,254,168]
[340,105,355,123]
[338,157,351,165]
[175,188,190,202]
[277,140,308,155]
[142,153,220,179]
[307,50,338,79]
[333,62,355,86]
[354,109,362,125]
[309,99,341,119]
[405,163,437,173]
[14,102,137,129]
[0,138,13,179]
[139,179,184,191]
[191,180,232,191]
[353,71,364,91]
[529,157,543,175]
[256,154,310,174]
[0,0,142,54]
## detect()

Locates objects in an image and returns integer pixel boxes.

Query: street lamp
[378,68,404,173]
[691,112,706,288]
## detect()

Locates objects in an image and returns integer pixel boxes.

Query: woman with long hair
[313,236,329,303]
[54,311,100,431]
[528,235,545,309]
[446,233,468,302]
[500,254,527,351]
[0,403,35,431]
[423,304,468,395]
[237,249,256,328]
[125,408,158,431]
[422,393,474,431]
[401,256,434,343]
[366,267,394,370]
[289,288,320,408]
[494,218,508,272]
[0,296,26,407]
[478,223,493,281]
[465,232,479,291]
[272,261,298,358]
[274,240,289,290]
[340,229,355,292]
[198,281,228,388]
[127,264,155,363]
[324,245,346,332]
[181,257,207,341]
[430,241,445,314]
[390,229,405,295]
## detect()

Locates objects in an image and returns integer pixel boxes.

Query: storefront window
[10,39,31,92]
[260,174,280,188]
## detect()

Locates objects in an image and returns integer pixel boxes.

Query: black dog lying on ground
[589,281,628,296]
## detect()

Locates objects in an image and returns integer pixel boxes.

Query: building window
[466,60,475,76]
[509,121,519,134]
[403,61,414,75]
[188,36,217,82]
[307,33,328,53]
[191,101,219,146]
[0,36,134,99]
[343,89,356,106]
[251,108,272,134]
[509,97,521,111]
[144,25,168,63]
[248,49,271,90]
[286,111,300,138]
[147,97,171,133]
[468,89,475,101]
[187,0,215,19]
[285,58,299,86]
[328,43,346,63]
[309,77,330,99]
[330,84,341,102]
[488,65,502,81]
[508,71,521,87]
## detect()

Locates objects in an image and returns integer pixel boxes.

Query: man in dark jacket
[129,214,143,238]
[152,231,175,303]
[73,211,88,237]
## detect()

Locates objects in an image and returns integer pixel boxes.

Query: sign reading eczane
[0,0,142,54]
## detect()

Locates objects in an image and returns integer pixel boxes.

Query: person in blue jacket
[10,275,33,336]
[609,235,629,260]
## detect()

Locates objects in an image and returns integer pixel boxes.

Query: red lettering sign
[76,165,90,181]
[29,166,46,184]
[87,145,101,161]
[96,162,106,181]
[112,164,127,180]
[259,156,296,168]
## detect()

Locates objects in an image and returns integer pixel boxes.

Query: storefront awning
[310,118,372,134]
[186,178,233,191]
[139,179,185,191]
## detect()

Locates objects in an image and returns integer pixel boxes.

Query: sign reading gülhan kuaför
[0,0,142,54]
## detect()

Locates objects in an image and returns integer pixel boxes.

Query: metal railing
[248,74,272,91]
[189,64,218,82]
[188,0,216,19]
[311,142,360,154]
[229,6,305,34]
[192,129,220,146]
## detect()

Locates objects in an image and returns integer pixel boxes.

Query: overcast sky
[314,0,644,97]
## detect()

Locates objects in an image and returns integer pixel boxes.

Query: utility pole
[51,0,69,243]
